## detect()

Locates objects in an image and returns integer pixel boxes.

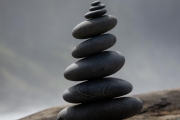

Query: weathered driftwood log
[20,88,180,120]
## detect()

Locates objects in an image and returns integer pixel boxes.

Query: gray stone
[72,15,117,39]
[63,77,132,103]
[72,34,116,58]
[57,97,143,120]
[89,4,105,11]
[85,9,107,19]
[64,51,125,81]
[91,1,101,6]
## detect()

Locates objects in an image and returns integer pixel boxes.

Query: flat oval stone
[72,34,116,58]
[64,51,125,81]
[57,97,143,120]
[89,4,105,11]
[63,77,132,103]
[85,9,107,19]
[91,1,101,6]
[72,15,117,39]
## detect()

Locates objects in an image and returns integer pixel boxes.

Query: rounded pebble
[64,51,125,81]
[89,4,105,11]
[63,77,132,103]
[91,1,101,6]
[72,15,117,39]
[85,9,107,19]
[72,34,116,58]
[57,97,143,120]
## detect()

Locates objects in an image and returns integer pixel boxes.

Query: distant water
[0,107,50,120]
[0,113,29,120]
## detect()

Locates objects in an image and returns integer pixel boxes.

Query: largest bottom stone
[57,97,143,120]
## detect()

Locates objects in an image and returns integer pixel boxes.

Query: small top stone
[91,1,101,6]
[84,9,107,19]
[89,4,106,11]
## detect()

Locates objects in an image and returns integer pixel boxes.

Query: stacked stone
[57,1,143,120]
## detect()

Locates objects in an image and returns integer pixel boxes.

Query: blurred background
[0,0,180,119]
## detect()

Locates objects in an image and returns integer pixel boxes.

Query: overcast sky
[0,0,180,119]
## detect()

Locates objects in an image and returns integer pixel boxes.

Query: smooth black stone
[64,51,125,81]
[72,15,117,39]
[85,9,107,19]
[57,97,143,120]
[72,34,116,58]
[63,77,133,103]
[91,1,101,6]
[89,4,105,11]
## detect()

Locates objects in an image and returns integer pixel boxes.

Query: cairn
[57,1,143,120]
